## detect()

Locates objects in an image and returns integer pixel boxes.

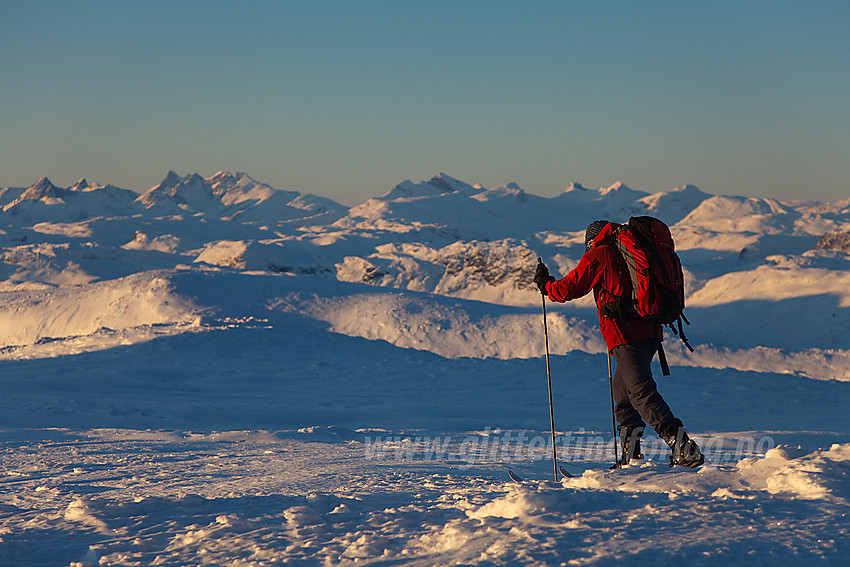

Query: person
[533,220,704,468]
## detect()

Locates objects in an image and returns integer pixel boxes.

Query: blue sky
[2,1,848,204]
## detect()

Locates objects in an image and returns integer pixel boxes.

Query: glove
[533,261,555,296]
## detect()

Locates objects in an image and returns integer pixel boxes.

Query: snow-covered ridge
[0,271,202,360]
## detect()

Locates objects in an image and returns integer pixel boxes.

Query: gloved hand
[533,260,555,295]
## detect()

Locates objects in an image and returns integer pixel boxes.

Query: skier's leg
[611,362,645,439]
[612,339,703,467]
[611,339,681,439]
[611,354,646,463]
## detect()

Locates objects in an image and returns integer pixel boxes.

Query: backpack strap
[657,342,671,376]
[667,313,695,353]
[658,314,694,378]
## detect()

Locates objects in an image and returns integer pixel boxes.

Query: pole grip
[537,257,547,298]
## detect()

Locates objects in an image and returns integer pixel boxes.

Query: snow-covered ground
[1,172,849,565]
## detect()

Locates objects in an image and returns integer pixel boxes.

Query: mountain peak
[667,183,710,196]
[160,170,183,188]
[473,182,528,204]
[598,181,650,200]
[428,173,468,194]
[32,176,58,191]
[563,182,588,193]
[21,177,62,200]
[380,173,478,201]
[600,181,629,194]
[70,178,90,191]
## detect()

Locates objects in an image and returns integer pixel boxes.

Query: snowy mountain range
[2,170,850,565]
[2,169,849,379]
[0,171,346,224]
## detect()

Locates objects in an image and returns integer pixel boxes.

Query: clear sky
[2,1,849,205]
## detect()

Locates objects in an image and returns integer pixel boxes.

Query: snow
[0,171,849,565]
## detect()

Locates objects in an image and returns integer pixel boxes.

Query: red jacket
[544,232,661,352]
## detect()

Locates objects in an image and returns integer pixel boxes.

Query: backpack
[597,216,694,374]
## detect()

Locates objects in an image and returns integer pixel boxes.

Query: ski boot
[665,432,704,468]
[611,429,644,469]
[620,437,644,467]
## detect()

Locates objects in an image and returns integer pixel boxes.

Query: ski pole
[607,352,620,469]
[538,258,559,482]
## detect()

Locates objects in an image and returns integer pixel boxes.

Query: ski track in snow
[0,172,849,565]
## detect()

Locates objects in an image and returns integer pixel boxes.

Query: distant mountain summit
[5,171,844,246]
[19,177,63,202]
[1,176,140,221]
[70,178,90,191]
[137,171,216,212]
[0,172,348,224]
[344,176,670,240]
[135,171,347,223]
[378,173,482,201]
[207,171,277,205]
[638,184,713,224]
[599,181,646,198]
[140,170,281,209]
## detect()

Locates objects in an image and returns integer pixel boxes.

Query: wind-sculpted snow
[271,286,605,360]
[0,271,202,359]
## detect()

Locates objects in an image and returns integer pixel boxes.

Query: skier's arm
[545,252,603,303]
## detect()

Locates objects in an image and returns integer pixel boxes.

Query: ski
[508,465,574,483]
[559,465,574,478]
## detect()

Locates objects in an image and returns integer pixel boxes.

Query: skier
[533,220,704,468]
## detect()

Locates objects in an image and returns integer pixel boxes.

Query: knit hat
[585,220,610,252]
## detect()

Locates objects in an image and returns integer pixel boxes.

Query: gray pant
[611,339,683,442]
